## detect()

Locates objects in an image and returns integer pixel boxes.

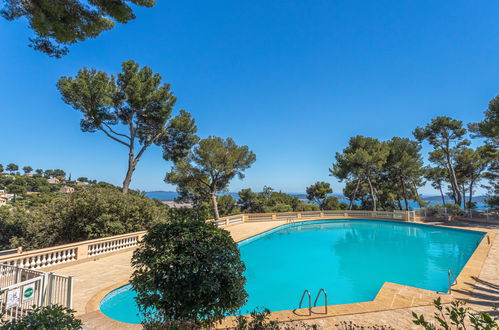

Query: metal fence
[414,207,499,222]
[0,264,73,323]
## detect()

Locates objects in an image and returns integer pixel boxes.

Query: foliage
[235,308,320,330]
[469,95,499,147]
[412,297,498,329]
[1,0,155,58]
[217,195,241,217]
[414,116,470,206]
[424,204,464,217]
[383,137,425,210]
[58,60,198,193]
[425,167,449,205]
[0,305,82,329]
[22,166,32,174]
[0,174,60,197]
[131,221,247,328]
[167,205,211,222]
[454,145,497,209]
[0,186,168,250]
[321,196,348,210]
[269,203,294,212]
[6,163,18,174]
[306,182,333,210]
[237,188,320,213]
[330,136,389,211]
[166,136,256,219]
[235,308,280,330]
[333,321,393,330]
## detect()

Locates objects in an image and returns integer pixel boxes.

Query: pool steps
[447,270,458,293]
[299,288,328,315]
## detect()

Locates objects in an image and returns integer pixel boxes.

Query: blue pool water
[100,219,484,324]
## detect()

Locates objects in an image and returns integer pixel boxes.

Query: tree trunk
[367,176,376,211]
[439,185,446,205]
[445,154,462,206]
[462,183,466,209]
[122,146,136,194]
[210,193,220,219]
[349,179,361,210]
[121,135,155,194]
[469,182,474,209]
[401,179,409,211]
[397,199,403,210]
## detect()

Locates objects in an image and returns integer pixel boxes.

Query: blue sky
[1,0,498,194]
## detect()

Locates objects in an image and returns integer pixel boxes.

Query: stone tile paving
[52,221,288,316]
[49,220,497,329]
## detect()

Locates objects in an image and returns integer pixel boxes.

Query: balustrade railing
[0,211,413,270]
[88,235,139,257]
[0,232,145,270]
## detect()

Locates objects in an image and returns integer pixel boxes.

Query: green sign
[22,284,35,302]
[24,288,33,298]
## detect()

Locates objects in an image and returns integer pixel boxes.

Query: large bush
[425,204,464,217]
[238,188,320,214]
[0,186,168,250]
[0,305,82,329]
[131,220,247,328]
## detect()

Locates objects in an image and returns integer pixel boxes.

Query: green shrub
[295,202,321,212]
[412,297,498,329]
[321,196,348,210]
[235,308,280,330]
[268,203,293,213]
[425,204,464,217]
[131,220,247,328]
[235,308,319,330]
[1,186,169,250]
[0,305,82,329]
[218,195,241,217]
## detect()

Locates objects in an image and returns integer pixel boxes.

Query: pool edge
[85,218,495,328]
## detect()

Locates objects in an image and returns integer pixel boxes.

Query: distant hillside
[422,195,488,203]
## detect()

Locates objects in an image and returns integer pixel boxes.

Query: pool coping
[83,217,496,328]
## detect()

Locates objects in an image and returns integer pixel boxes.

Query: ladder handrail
[299,289,312,315]
[313,288,328,314]
[448,269,457,292]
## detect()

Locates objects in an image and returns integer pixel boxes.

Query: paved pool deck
[47,219,498,329]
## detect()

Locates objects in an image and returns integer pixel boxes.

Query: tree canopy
[6,163,18,174]
[22,166,33,174]
[131,221,247,328]
[237,187,323,213]
[469,95,499,147]
[58,60,198,193]
[165,136,256,219]
[306,181,333,210]
[1,0,155,58]
[331,136,389,211]
[414,116,469,206]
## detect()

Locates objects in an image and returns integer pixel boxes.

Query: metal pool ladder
[299,290,312,315]
[314,288,328,314]
[299,289,328,315]
[448,270,457,293]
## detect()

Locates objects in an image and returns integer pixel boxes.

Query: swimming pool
[100,219,484,324]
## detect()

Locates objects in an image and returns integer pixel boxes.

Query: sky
[1,0,498,194]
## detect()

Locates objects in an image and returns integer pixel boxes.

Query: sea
[145,191,489,210]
